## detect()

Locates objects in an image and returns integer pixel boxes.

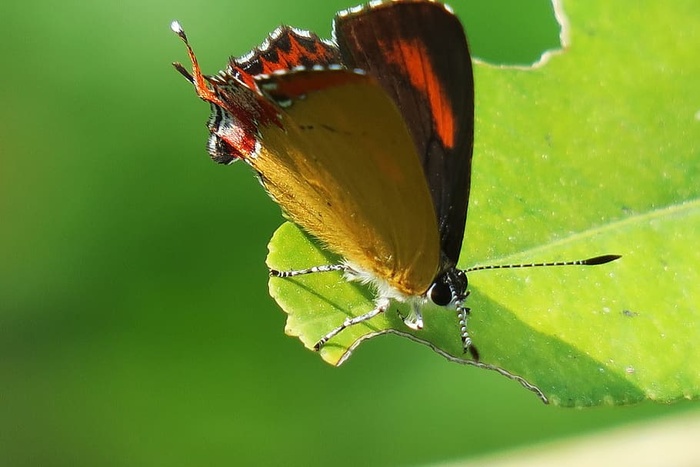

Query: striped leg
[314,298,390,350]
[269,264,347,278]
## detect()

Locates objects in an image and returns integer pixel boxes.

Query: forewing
[333,1,474,267]
[252,69,441,295]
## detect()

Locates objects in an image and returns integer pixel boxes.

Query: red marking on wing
[211,69,283,161]
[236,27,341,76]
[263,70,368,101]
[381,38,455,149]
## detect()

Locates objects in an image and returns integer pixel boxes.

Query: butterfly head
[427,268,468,307]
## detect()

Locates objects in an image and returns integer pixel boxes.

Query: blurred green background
[0,0,695,465]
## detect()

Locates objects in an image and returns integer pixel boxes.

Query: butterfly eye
[428,277,453,306]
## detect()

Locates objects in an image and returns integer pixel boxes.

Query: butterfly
[172,0,619,360]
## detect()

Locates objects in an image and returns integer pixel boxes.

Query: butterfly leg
[269,264,347,277]
[314,298,390,350]
[395,302,424,330]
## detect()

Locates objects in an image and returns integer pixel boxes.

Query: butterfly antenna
[465,254,621,273]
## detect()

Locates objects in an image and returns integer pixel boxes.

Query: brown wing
[333,1,474,269]
[250,69,440,295]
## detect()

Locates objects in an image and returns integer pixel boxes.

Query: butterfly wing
[234,26,341,76]
[250,69,441,296]
[173,20,441,296]
[333,1,474,268]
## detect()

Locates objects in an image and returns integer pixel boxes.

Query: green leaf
[267,0,700,406]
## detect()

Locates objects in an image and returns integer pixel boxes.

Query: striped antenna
[465,254,621,273]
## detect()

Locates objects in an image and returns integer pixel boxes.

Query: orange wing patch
[381,38,455,149]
